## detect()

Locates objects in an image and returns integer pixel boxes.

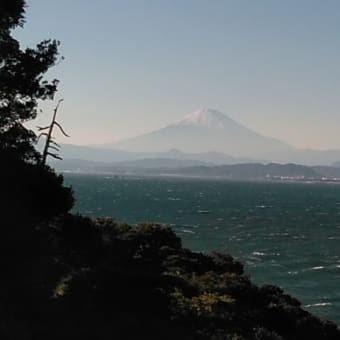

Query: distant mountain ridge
[108,108,293,158]
[158,163,321,179]
[52,158,211,173]
[52,157,340,181]
[57,143,255,165]
[53,108,340,166]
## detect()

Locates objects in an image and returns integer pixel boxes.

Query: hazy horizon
[18,0,340,150]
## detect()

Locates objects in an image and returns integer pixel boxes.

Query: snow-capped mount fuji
[110,108,294,159]
[174,108,239,129]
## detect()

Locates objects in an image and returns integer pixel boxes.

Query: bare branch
[54,121,70,137]
[41,99,68,165]
[37,132,49,141]
[47,152,63,160]
[37,125,50,131]
[49,140,60,147]
[55,99,64,111]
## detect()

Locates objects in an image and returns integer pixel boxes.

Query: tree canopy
[0,0,60,162]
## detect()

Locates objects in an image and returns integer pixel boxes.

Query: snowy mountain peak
[176,108,236,129]
[109,108,293,157]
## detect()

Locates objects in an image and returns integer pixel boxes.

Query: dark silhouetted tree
[0,0,61,162]
[0,0,73,220]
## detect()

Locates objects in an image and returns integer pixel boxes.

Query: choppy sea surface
[64,174,340,324]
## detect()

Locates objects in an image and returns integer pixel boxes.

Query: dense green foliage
[1,1,339,339]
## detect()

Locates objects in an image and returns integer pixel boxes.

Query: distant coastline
[60,169,340,185]
[56,160,340,185]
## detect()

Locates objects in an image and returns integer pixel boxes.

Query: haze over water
[64,174,340,324]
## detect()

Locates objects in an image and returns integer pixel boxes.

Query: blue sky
[17,0,340,149]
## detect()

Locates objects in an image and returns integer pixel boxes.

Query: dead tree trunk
[38,99,70,165]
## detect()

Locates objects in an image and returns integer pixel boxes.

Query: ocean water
[64,173,340,324]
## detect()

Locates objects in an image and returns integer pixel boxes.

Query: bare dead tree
[37,99,70,165]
